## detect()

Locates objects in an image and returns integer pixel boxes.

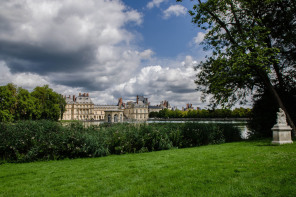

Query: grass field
[1,140,296,196]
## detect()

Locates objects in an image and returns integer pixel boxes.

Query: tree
[30,85,66,121]
[0,84,17,122]
[177,0,296,134]
[0,84,65,122]
[15,87,37,120]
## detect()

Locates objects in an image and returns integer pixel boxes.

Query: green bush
[0,121,242,163]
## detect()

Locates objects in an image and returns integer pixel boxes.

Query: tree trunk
[260,71,296,136]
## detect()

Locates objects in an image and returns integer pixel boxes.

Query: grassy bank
[1,140,295,196]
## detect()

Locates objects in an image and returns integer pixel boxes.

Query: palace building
[62,94,171,122]
[123,95,149,121]
[63,93,94,121]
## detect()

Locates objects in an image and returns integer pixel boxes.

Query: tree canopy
[0,84,66,122]
[149,108,251,119]
[177,0,296,132]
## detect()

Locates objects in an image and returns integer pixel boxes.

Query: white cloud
[194,32,206,45]
[182,56,198,68]
[0,0,147,92]
[0,0,142,51]
[139,49,154,59]
[147,0,166,9]
[0,1,210,109]
[0,61,50,90]
[109,56,205,108]
[163,5,187,19]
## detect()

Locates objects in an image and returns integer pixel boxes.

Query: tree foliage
[149,108,251,119]
[0,84,66,122]
[177,0,296,132]
[31,85,66,121]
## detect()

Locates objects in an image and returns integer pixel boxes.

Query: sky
[0,0,213,109]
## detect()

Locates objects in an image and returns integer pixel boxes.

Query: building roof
[75,95,93,104]
[65,97,75,104]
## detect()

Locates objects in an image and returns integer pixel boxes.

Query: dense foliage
[177,0,296,132]
[0,120,242,163]
[0,84,66,122]
[149,108,251,119]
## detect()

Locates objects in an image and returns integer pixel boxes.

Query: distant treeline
[149,108,252,119]
[0,83,66,122]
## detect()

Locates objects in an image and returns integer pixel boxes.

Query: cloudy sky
[0,0,212,108]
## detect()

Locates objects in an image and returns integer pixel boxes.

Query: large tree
[31,85,66,121]
[0,84,66,122]
[177,0,296,133]
[15,87,39,120]
[0,83,17,122]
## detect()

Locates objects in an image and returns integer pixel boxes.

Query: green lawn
[1,140,295,196]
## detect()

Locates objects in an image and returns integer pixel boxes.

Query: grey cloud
[0,40,95,74]
[0,0,144,92]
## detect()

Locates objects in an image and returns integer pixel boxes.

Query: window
[114,114,118,123]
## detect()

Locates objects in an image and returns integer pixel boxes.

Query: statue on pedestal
[272,108,293,145]
[276,108,287,125]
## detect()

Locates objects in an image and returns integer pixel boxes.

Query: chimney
[79,93,81,96]
[87,93,89,97]
[137,95,139,104]
[83,93,86,97]
[118,98,123,106]
[73,95,75,101]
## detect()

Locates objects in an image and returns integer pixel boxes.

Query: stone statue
[272,108,293,144]
[276,108,287,125]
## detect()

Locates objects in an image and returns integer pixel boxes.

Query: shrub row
[0,120,242,163]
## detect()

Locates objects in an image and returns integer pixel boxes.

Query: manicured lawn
[1,140,296,196]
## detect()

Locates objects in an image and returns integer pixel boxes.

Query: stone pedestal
[271,124,293,145]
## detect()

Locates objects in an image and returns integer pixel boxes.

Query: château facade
[124,96,149,121]
[63,93,94,121]
[62,94,171,122]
